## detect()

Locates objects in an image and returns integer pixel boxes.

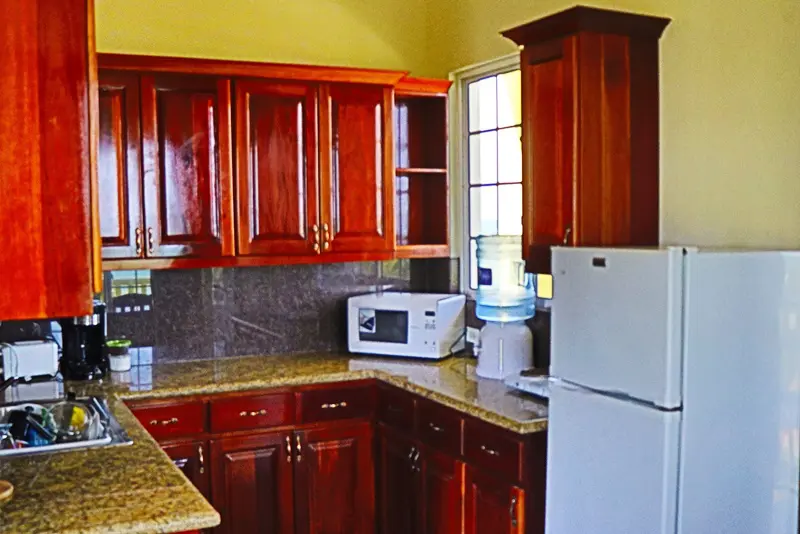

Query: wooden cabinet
[162,439,211,500]
[502,6,671,273]
[465,466,525,534]
[294,421,375,534]
[0,0,100,320]
[235,80,320,257]
[319,84,394,255]
[210,432,295,534]
[141,74,235,259]
[377,425,464,534]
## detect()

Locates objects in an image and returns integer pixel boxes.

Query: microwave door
[358,308,409,344]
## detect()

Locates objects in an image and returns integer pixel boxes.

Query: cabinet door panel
[521,39,576,273]
[377,426,418,534]
[141,74,234,259]
[320,84,393,254]
[98,71,143,259]
[236,80,319,256]
[210,432,294,534]
[465,467,525,534]
[295,421,375,534]
[161,439,210,500]
[420,445,464,534]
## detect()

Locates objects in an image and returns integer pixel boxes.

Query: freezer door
[546,381,680,534]
[551,247,684,408]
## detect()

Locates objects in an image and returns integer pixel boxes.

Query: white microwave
[347,292,466,359]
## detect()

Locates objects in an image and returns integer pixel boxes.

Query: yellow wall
[96,0,800,248]
[429,0,800,248]
[95,0,432,75]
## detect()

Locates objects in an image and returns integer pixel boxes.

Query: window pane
[497,70,521,128]
[470,185,498,237]
[468,76,497,132]
[469,131,497,185]
[470,239,478,289]
[497,127,522,183]
[497,184,522,235]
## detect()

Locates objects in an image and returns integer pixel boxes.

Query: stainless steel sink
[0,396,132,457]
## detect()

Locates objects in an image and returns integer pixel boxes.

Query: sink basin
[0,396,132,457]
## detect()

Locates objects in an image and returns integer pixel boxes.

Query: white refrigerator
[546,247,800,534]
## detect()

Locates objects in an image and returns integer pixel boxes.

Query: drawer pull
[238,409,268,418]
[428,422,445,433]
[321,401,348,410]
[150,417,179,426]
[480,445,500,457]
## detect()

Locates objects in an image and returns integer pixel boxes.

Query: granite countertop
[106,352,549,434]
[0,352,546,533]
[0,398,220,534]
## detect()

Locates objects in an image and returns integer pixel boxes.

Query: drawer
[377,385,415,433]
[130,400,206,440]
[416,398,462,457]
[463,418,523,482]
[300,384,375,423]
[210,392,294,433]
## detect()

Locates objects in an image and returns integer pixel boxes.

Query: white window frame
[448,53,521,297]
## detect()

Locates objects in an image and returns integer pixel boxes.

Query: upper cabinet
[502,6,671,273]
[0,0,100,320]
[97,55,448,270]
[141,74,235,259]
[320,84,394,255]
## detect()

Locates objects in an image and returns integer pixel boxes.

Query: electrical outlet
[466,327,480,344]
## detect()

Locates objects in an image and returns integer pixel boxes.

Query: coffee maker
[59,301,108,380]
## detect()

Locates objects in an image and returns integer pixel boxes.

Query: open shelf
[394,95,447,170]
[395,171,448,251]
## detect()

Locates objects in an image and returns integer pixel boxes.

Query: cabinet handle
[285,435,292,463]
[312,224,319,234]
[147,227,154,254]
[480,445,500,457]
[135,227,143,257]
[173,458,189,469]
[150,417,178,426]
[295,434,302,463]
[562,226,572,246]
[323,241,330,251]
[238,409,267,418]
[198,444,204,474]
[321,401,348,410]
[510,496,518,528]
[412,448,421,473]
[407,446,416,463]
[313,242,320,253]
[428,422,444,433]
[312,225,321,244]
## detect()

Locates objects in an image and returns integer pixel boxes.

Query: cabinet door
[162,439,210,500]
[464,466,525,534]
[520,39,576,273]
[319,84,394,254]
[419,445,465,534]
[98,71,143,259]
[294,421,375,534]
[0,0,96,320]
[235,80,320,257]
[210,432,294,534]
[377,426,418,534]
[141,74,235,259]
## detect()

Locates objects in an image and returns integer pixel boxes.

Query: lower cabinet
[209,422,375,534]
[162,439,211,500]
[464,466,526,534]
[377,425,465,534]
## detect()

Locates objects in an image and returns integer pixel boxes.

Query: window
[452,55,522,292]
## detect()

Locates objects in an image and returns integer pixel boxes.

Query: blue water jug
[475,235,535,322]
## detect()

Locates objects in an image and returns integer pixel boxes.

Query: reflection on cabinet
[465,466,525,534]
[162,439,211,500]
[393,78,451,258]
[378,428,418,534]
[210,432,294,534]
[235,80,319,257]
[295,422,375,534]
[141,74,235,259]
[98,71,143,259]
[320,84,394,255]
[0,0,99,320]
[419,445,465,534]
[502,6,671,273]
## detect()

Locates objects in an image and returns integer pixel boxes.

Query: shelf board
[395,167,447,175]
[395,244,450,259]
